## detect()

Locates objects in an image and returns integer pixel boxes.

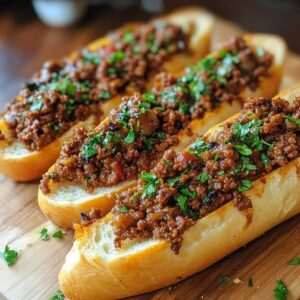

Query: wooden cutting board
[0,10,300,300]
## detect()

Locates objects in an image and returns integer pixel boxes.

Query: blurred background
[0,0,300,109]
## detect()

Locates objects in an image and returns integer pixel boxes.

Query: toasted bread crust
[0,7,213,182]
[59,83,300,300]
[39,33,287,229]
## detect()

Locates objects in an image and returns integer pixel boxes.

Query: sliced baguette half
[59,82,300,300]
[0,7,213,182]
[38,33,287,229]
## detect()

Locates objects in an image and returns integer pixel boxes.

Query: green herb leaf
[58,78,76,96]
[248,278,253,288]
[123,30,134,44]
[31,96,43,111]
[233,144,253,156]
[238,179,253,192]
[241,156,257,171]
[197,172,212,184]
[284,115,295,122]
[119,203,128,213]
[189,140,210,157]
[261,153,270,165]
[289,257,300,265]
[197,56,217,72]
[142,92,160,106]
[0,245,18,266]
[157,132,165,139]
[82,52,101,65]
[124,126,136,144]
[218,275,231,283]
[296,119,300,127]
[52,230,63,239]
[49,289,65,300]
[39,228,50,241]
[66,99,76,113]
[108,50,125,64]
[203,197,211,205]
[273,280,288,300]
[82,133,103,158]
[140,171,159,199]
[99,90,111,99]
[163,159,174,167]
[130,192,139,201]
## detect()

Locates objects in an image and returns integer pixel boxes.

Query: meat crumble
[111,97,300,253]
[3,22,186,151]
[40,37,273,194]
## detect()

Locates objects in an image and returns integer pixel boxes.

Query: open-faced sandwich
[0,7,213,181]
[59,82,300,300]
[38,34,286,228]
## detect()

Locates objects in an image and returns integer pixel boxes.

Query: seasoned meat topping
[40,37,273,194]
[111,97,300,253]
[3,22,186,151]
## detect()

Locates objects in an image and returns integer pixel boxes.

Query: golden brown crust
[38,33,287,229]
[0,7,213,182]
[59,83,300,300]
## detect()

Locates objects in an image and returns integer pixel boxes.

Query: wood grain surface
[0,8,300,300]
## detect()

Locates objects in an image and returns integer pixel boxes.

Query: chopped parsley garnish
[31,96,43,111]
[174,187,197,219]
[130,192,139,201]
[240,156,257,171]
[232,119,272,152]
[142,92,160,106]
[197,172,212,184]
[118,106,130,127]
[238,179,252,192]
[99,90,111,99]
[233,144,253,156]
[142,135,155,150]
[213,153,220,161]
[217,51,240,77]
[0,245,18,266]
[189,140,211,157]
[218,275,231,283]
[82,133,102,158]
[261,153,270,165]
[124,126,136,144]
[273,280,288,300]
[163,159,174,167]
[217,170,225,176]
[49,290,65,300]
[119,203,128,213]
[123,30,134,44]
[66,99,76,113]
[108,50,125,64]
[284,115,295,122]
[107,67,117,76]
[297,119,300,127]
[103,131,119,147]
[140,171,159,199]
[82,52,101,65]
[50,78,76,96]
[39,228,50,241]
[248,278,253,288]
[203,197,211,205]
[157,132,165,139]
[288,257,300,265]
[52,230,63,239]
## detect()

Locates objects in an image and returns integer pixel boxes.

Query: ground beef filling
[111,97,300,253]
[3,22,186,151]
[40,37,273,194]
